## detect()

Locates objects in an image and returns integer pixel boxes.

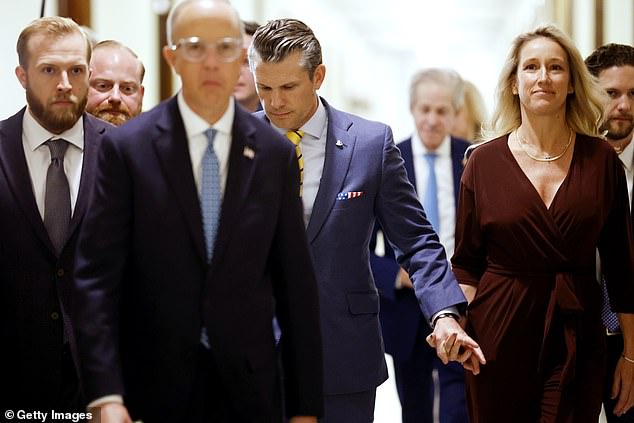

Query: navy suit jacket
[258,99,466,394]
[0,109,109,408]
[73,97,323,420]
[371,136,470,362]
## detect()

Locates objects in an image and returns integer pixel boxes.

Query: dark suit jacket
[73,97,323,422]
[257,99,467,395]
[371,136,470,362]
[0,109,109,408]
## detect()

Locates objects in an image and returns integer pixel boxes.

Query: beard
[601,115,634,141]
[27,87,87,134]
[89,101,139,127]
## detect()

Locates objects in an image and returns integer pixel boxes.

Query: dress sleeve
[598,150,634,313]
[451,153,487,287]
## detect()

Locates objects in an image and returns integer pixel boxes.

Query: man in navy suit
[0,16,109,410]
[72,1,322,422]
[249,20,485,422]
[371,69,471,423]
[586,43,634,422]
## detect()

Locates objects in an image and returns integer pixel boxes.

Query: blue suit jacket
[73,97,323,420]
[0,109,109,408]
[258,99,466,394]
[371,136,470,362]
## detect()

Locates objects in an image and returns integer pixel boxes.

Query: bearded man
[0,16,110,411]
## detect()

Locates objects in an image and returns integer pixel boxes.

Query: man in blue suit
[72,2,322,422]
[0,16,110,411]
[371,69,471,423]
[249,20,485,422]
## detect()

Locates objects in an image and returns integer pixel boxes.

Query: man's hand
[89,403,132,423]
[612,355,634,416]
[426,316,486,375]
[398,268,413,289]
[289,417,317,423]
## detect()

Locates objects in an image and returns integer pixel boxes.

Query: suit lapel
[306,103,356,242]
[153,98,207,262]
[209,106,257,269]
[0,108,56,254]
[66,114,108,241]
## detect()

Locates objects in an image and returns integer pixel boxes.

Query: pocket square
[336,191,364,200]
[243,146,255,159]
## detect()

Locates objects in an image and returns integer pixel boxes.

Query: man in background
[586,43,634,423]
[0,16,109,410]
[372,68,470,423]
[250,19,484,422]
[234,20,261,112]
[86,40,144,126]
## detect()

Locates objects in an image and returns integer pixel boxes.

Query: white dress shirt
[22,108,84,218]
[619,139,634,206]
[178,92,234,197]
[272,95,327,227]
[411,132,456,259]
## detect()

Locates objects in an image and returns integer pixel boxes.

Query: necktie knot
[286,130,304,146]
[46,139,69,161]
[204,128,217,146]
[424,152,437,164]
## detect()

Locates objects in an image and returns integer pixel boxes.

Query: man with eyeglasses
[86,40,145,126]
[72,1,323,422]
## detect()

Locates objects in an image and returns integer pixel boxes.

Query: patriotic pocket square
[336,191,364,200]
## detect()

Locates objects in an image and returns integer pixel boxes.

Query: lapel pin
[335,140,344,149]
[243,146,255,159]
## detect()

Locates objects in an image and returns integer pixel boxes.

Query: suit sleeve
[374,125,466,320]
[72,133,131,401]
[598,150,634,313]
[269,145,323,417]
[369,224,401,301]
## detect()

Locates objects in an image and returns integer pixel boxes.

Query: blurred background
[2,0,632,140]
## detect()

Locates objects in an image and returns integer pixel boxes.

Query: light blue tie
[423,153,439,232]
[201,128,221,263]
[200,128,220,349]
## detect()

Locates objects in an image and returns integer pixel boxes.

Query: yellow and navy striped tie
[286,130,305,197]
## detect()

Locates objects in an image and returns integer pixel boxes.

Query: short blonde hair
[485,24,605,139]
[17,16,91,69]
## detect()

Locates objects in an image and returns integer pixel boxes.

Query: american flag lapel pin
[243,146,255,159]
[336,191,364,200]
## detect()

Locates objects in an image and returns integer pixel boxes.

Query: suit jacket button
[50,312,60,320]
[56,268,65,277]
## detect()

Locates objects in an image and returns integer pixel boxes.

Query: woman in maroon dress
[452,24,634,422]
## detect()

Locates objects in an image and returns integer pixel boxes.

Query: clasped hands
[426,316,486,375]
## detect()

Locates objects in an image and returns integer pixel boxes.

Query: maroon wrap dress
[452,134,634,422]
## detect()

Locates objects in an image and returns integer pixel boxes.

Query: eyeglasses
[170,36,243,63]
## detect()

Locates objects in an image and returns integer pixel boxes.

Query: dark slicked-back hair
[249,18,322,80]
[585,43,634,77]
[243,20,260,37]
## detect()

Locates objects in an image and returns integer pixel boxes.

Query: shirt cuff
[430,306,460,326]
[87,394,124,408]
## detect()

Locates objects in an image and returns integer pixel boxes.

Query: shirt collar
[618,138,634,172]
[411,131,451,158]
[271,95,327,139]
[177,91,235,138]
[23,106,84,151]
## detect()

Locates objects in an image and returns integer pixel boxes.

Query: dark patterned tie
[601,276,620,333]
[44,139,71,255]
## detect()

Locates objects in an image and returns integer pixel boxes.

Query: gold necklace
[515,129,574,163]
